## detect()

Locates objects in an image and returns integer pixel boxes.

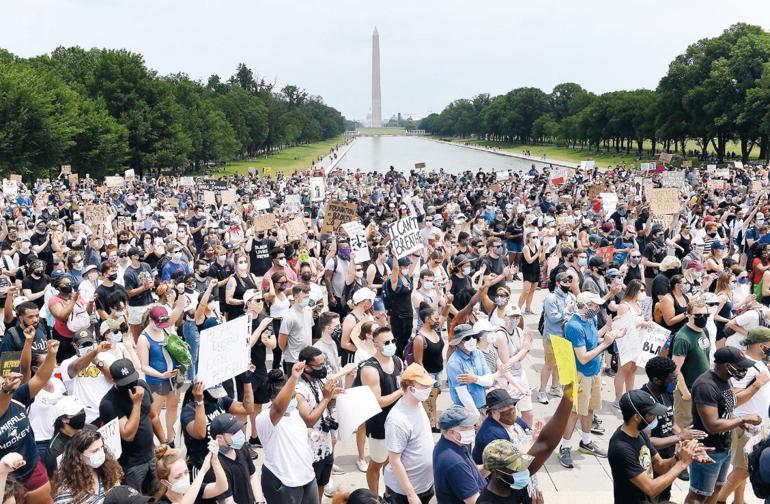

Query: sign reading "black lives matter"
[388,216,422,259]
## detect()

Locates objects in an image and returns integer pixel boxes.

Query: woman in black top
[387,256,416,356]
[658,275,689,335]
[413,304,449,432]
[624,251,644,284]
[224,253,258,320]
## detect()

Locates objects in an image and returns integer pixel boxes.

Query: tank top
[676,234,692,259]
[489,308,509,330]
[143,330,173,385]
[664,293,690,333]
[417,329,444,374]
[501,328,524,376]
[363,356,403,439]
[372,263,386,297]
[228,273,257,319]
[270,295,290,319]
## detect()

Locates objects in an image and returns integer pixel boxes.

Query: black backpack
[748,435,770,498]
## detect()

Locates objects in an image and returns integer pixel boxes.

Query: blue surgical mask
[502,469,530,490]
[299,299,310,308]
[577,257,588,267]
[229,430,245,450]
[495,297,507,306]
[463,266,472,276]
[77,345,93,357]
[644,416,658,431]
[382,342,397,357]
[665,381,676,394]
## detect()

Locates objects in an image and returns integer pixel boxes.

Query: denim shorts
[373,296,385,312]
[690,449,731,496]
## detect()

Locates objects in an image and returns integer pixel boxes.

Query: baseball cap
[482,439,534,472]
[472,319,497,334]
[606,268,621,278]
[438,405,477,430]
[745,326,770,345]
[713,347,754,368]
[108,358,139,387]
[504,304,522,317]
[73,330,96,347]
[588,256,606,269]
[352,287,376,305]
[711,241,725,250]
[619,390,670,419]
[103,485,151,504]
[448,324,480,346]
[12,296,29,310]
[400,363,436,387]
[485,389,518,410]
[452,254,472,268]
[576,291,605,305]
[148,306,171,329]
[127,247,142,258]
[243,289,262,304]
[209,413,244,437]
[55,396,85,418]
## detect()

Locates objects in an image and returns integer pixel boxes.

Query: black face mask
[728,365,748,380]
[59,285,73,294]
[559,285,571,294]
[301,273,312,282]
[68,411,86,430]
[107,273,118,282]
[693,314,708,329]
[308,367,328,379]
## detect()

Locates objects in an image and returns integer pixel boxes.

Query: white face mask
[637,292,647,303]
[423,281,434,290]
[278,258,287,267]
[86,448,105,469]
[463,338,477,352]
[411,386,431,402]
[169,476,191,494]
[458,429,476,445]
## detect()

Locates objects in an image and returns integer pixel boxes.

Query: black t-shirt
[644,241,666,278]
[388,276,414,318]
[30,232,53,269]
[180,396,234,469]
[481,254,506,293]
[249,238,274,277]
[201,448,255,504]
[123,263,154,306]
[208,262,232,307]
[608,429,659,504]
[692,370,735,452]
[94,283,128,314]
[642,384,675,459]
[22,273,49,309]
[98,381,155,467]
[0,384,36,479]
[477,487,529,504]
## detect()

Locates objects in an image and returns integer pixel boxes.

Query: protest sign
[341,222,370,263]
[98,418,123,459]
[2,180,17,197]
[197,315,250,389]
[263,166,273,176]
[595,245,615,263]
[612,313,641,366]
[0,351,21,378]
[9,174,21,183]
[707,164,717,174]
[490,183,502,193]
[220,190,236,205]
[555,215,570,226]
[253,198,270,211]
[179,176,195,186]
[751,180,763,192]
[579,160,595,171]
[659,152,673,163]
[734,161,744,169]
[105,176,124,188]
[68,174,79,188]
[550,336,578,404]
[682,160,693,168]
[321,200,358,234]
[310,177,326,201]
[124,169,136,181]
[285,194,302,212]
[647,188,680,216]
[284,217,307,238]
[635,322,671,366]
[335,386,382,441]
[550,168,566,186]
[660,171,685,188]
[388,216,422,259]
[61,165,72,175]
[707,179,725,191]
[587,184,602,200]
[600,192,618,214]
[640,162,656,171]
[248,167,257,176]
[495,170,510,181]
[83,204,110,227]
[203,191,217,206]
[253,213,277,233]
[414,162,426,169]
[714,168,731,179]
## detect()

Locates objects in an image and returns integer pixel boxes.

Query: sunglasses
[156,316,170,323]
[380,339,395,346]
[463,335,480,342]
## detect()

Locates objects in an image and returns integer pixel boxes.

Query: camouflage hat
[482,439,534,473]
[745,326,770,345]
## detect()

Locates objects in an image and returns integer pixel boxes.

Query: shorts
[128,304,149,325]
[149,379,174,395]
[673,389,693,429]
[731,427,752,470]
[542,338,556,366]
[690,449,731,496]
[20,459,48,492]
[575,373,601,416]
[312,454,334,487]
[507,241,523,253]
[368,436,388,464]
[512,372,532,412]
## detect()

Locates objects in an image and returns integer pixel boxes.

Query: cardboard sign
[587,184,603,200]
[83,204,110,227]
[221,190,236,205]
[734,161,744,169]
[284,217,307,238]
[682,160,693,168]
[253,213,277,233]
[659,152,673,163]
[322,200,358,234]
[61,165,72,175]
[9,174,21,183]
[647,188,680,216]
[660,171,685,188]
[2,180,17,197]
[550,336,578,404]
[579,160,595,171]
[203,191,217,206]
[0,351,21,377]
[310,177,325,202]
[98,418,122,459]
[197,315,250,389]
[179,176,195,187]
[341,222,370,263]
[707,179,725,191]
[596,245,615,263]
[124,169,136,181]
[414,162,426,169]
[262,166,273,177]
[68,174,79,188]
[388,216,422,259]
[105,176,124,188]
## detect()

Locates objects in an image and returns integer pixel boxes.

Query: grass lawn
[448,138,762,167]
[358,127,405,136]
[216,136,346,177]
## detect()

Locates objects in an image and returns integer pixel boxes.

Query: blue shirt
[564,313,602,376]
[446,348,490,408]
[0,385,36,479]
[433,436,487,503]
[472,416,531,464]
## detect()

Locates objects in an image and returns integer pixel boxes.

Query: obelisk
[371,27,382,128]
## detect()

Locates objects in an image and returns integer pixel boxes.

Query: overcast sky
[2,0,769,122]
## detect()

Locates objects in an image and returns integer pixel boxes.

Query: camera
[320,416,339,433]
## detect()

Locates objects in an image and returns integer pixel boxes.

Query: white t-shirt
[255,408,315,487]
[731,357,770,418]
[295,379,334,462]
[383,398,434,495]
[28,378,66,442]
[60,356,113,423]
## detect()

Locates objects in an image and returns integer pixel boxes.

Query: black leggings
[261,466,319,504]
[390,314,413,357]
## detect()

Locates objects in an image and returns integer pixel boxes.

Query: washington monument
[371,27,382,128]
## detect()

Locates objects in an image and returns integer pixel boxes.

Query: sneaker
[558,447,574,468]
[356,458,369,472]
[590,419,605,435]
[536,390,549,404]
[332,464,344,475]
[324,478,335,498]
[247,444,259,460]
[548,386,563,398]
[678,467,690,481]
[593,415,603,424]
[579,440,607,458]
[249,436,262,448]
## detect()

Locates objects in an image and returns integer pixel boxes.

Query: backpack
[748,435,770,499]
[725,308,767,337]
[341,282,361,311]
[403,332,426,365]
[66,301,92,333]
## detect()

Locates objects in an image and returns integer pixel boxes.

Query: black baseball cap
[127,246,142,258]
[619,390,669,419]
[588,256,606,269]
[713,347,754,368]
[108,358,139,387]
[103,485,150,504]
[209,413,243,437]
[485,389,518,410]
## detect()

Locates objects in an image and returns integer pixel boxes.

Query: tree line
[0,46,347,177]
[419,23,770,163]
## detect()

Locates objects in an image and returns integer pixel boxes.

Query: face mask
[285,397,298,415]
[728,365,748,380]
[77,345,93,357]
[356,271,364,279]
[424,281,434,290]
[86,448,105,469]
[486,333,496,345]
[458,429,476,445]
[218,255,227,263]
[299,299,310,308]
[110,331,123,343]
[68,411,86,430]
[559,284,571,294]
[495,297,507,306]
[277,283,287,292]
[739,278,749,285]
[463,267,472,276]
[631,257,641,265]
[338,249,351,261]
[639,415,658,431]
[229,430,246,450]
[309,367,328,379]
[665,381,677,394]
[59,285,73,294]
[577,257,588,267]
[637,292,647,303]
[412,386,431,402]
[501,469,531,490]
[169,476,191,495]
[173,252,182,261]
[680,283,691,294]
[584,308,600,319]
[301,273,312,282]
[382,342,397,357]
[463,338,477,352]
[730,282,737,290]
[693,314,708,329]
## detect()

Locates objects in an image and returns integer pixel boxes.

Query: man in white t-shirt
[719,327,770,503]
[60,331,114,423]
[725,306,770,350]
[383,363,437,504]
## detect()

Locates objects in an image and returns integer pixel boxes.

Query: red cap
[148,306,171,329]
[704,215,715,222]
[686,260,705,271]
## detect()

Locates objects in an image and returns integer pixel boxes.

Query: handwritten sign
[310,177,325,202]
[341,222,370,263]
[734,161,744,169]
[388,216,422,259]
[714,168,731,179]
[220,190,236,205]
[414,162,426,169]
[647,188,680,216]
[105,176,124,188]
[61,165,72,175]
[179,176,195,186]
[197,315,250,389]
[636,322,671,366]
[0,351,21,377]
[600,192,618,214]
[579,160,595,171]
[707,164,717,174]
[98,418,122,459]
[659,152,673,163]
[284,217,307,238]
[124,169,136,181]
[203,191,216,206]
[253,213,277,233]
[682,160,693,168]
[495,171,510,181]
[660,171,685,188]
[707,179,725,191]
[248,167,257,177]
[751,180,763,192]
[9,174,21,183]
[68,174,79,188]
[83,204,110,227]
[322,200,358,234]
[2,180,17,197]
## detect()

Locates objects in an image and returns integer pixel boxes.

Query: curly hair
[53,429,123,502]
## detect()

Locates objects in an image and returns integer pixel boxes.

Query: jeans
[183,319,200,380]
[690,449,731,496]
[261,466,318,504]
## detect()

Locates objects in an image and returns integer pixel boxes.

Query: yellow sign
[550,336,578,404]
[263,166,273,177]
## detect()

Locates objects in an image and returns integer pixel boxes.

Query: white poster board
[2,180,17,197]
[310,177,325,202]
[600,192,618,215]
[285,194,302,212]
[636,322,671,366]
[388,216,422,259]
[98,417,122,459]
[660,171,685,188]
[179,176,195,186]
[197,315,250,389]
[714,168,731,179]
[495,170,510,181]
[341,222,370,263]
[707,164,717,174]
[734,161,744,169]
[253,198,271,211]
[335,386,382,441]
[612,313,641,366]
[579,160,595,171]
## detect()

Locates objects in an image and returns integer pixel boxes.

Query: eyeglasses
[380,339,395,345]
